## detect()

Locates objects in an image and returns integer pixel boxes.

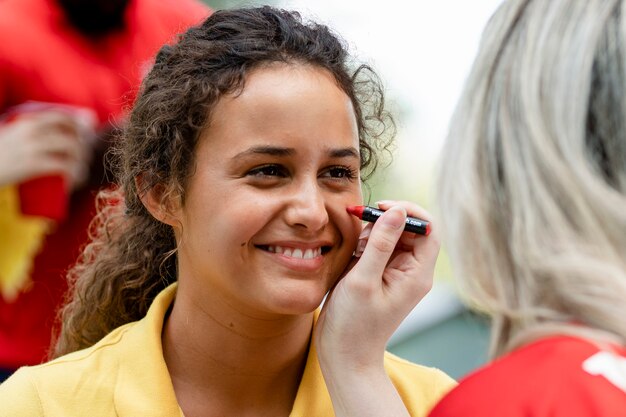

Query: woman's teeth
[266,246,322,259]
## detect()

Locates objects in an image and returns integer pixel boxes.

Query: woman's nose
[284,181,329,232]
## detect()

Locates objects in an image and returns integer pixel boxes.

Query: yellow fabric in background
[0,185,49,301]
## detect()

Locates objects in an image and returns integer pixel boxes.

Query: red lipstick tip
[425,223,432,236]
[346,205,364,218]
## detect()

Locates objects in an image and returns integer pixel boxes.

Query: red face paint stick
[346,205,431,236]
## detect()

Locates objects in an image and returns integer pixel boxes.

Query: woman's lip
[254,243,330,272]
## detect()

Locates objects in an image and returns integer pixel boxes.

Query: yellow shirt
[0,284,455,416]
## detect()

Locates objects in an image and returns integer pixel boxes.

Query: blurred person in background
[0,0,210,382]
[316,0,626,416]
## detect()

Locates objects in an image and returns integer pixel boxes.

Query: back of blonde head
[438,0,626,357]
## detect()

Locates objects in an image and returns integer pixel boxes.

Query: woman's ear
[135,175,181,227]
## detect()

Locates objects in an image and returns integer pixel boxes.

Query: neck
[162,285,314,417]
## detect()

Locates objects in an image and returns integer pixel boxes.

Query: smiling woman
[0,6,454,417]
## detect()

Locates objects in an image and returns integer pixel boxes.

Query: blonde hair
[437,0,626,357]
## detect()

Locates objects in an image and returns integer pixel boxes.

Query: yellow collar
[113,283,334,416]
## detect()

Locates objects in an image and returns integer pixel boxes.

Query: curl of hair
[53,6,394,357]
[437,0,626,357]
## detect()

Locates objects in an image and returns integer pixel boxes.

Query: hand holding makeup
[315,200,440,417]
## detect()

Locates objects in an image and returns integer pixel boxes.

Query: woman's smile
[255,240,334,272]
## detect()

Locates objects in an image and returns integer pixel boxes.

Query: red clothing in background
[0,0,210,369]
[429,336,626,417]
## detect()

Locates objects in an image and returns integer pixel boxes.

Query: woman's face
[171,64,363,317]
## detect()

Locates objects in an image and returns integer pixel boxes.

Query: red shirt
[0,0,210,368]
[429,336,626,417]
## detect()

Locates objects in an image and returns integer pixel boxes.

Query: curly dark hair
[53,6,395,357]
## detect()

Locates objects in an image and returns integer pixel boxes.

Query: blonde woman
[317,0,626,416]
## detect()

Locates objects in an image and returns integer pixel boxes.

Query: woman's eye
[322,166,357,180]
[247,164,288,178]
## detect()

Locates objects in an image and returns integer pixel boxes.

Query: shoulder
[383,351,456,416]
[0,0,30,26]
[0,0,49,58]
[0,368,44,416]
[384,351,456,390]
[133,0,211,27]
[429,336,626,417]
[0,286,176,416]
[0,0,51,36]
[0,322,136,416]
[125,0,212,54]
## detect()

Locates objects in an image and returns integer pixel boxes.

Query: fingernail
[358,228,371,240]
[382,206,406,230]
[355,239,366,257]
[375,200,395,207]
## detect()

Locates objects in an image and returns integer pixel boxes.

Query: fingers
[350,200,440,296]
[375,200,440,257]
[20,110,82,134]
[0,113,92,186]
[31,132,90,189]
[355,201,438,254]
[351,205,407,283]
[376,200,432,220]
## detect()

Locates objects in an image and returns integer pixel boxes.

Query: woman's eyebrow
[231,146,359,159]
[232,146,295,159]
[329,147,360,159]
